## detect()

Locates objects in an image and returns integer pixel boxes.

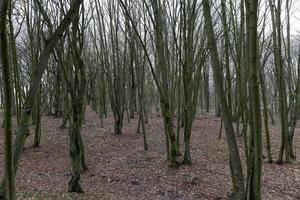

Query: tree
[25,0,43,147]
[203,0,245,198]
[67,15,87,192]
[8,1,22,125]
[220,0,232,115]
[0,0,16,199]
[269,0,292,163]
[0,0,83,197]
[94,0,126,135]
[245,0,262,198]
[180,0,205,164]
[119,0,179,164]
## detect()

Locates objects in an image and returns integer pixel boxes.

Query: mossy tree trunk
[245,0,263,198]
[0,0,16,198]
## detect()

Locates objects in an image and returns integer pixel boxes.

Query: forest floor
[0,107,300,200]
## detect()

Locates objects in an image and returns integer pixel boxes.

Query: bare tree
[0,0,83,197]
[0,0,16,198]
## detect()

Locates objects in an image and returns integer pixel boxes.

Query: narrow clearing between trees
[0,107,299,200]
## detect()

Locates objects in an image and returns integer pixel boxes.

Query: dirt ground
[0,107,300,200]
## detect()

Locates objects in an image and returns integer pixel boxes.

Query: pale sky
[287,0,300,36]
[282,0,300,38]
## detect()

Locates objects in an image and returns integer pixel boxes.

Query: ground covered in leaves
[0,107,300,199]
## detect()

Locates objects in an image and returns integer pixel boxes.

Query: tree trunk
[33,85,42,147]
[68,123,83,193]
[203,0,245,198]
[246,0,263,198]
[269,0,292,164]
[0,0,16,198]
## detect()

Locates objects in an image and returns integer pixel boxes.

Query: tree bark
[246,0,263,198]
[0,0,16,198]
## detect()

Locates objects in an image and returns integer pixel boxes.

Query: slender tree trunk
[246,0,263,198]
[33,85,42,147]
[203,0,245,198]
[221,0,232,115]
[204,64,210,113]
[287,46,300,159]
[269,0,292,164]
[54,65,62,117]
[260,68,272,163]
[8,9,21,125]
